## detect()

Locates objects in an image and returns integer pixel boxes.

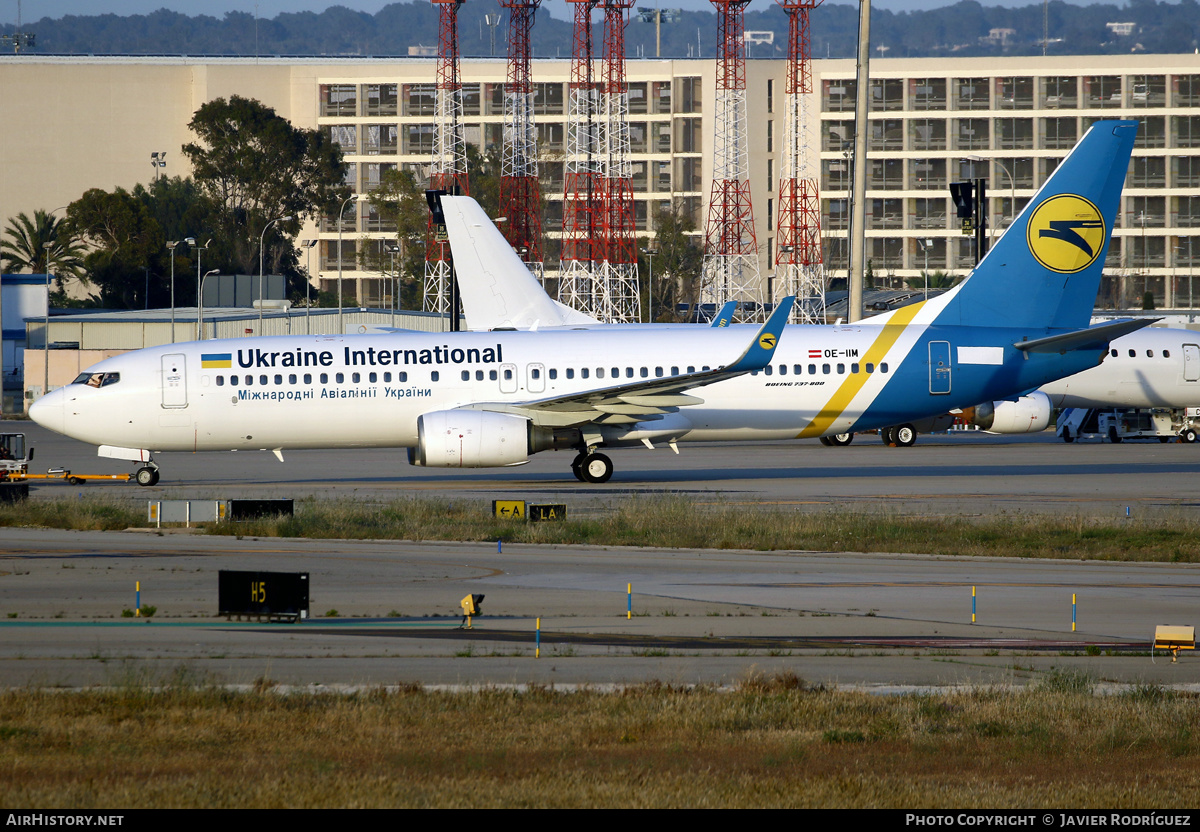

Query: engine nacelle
[409,409,531,468]
[971,391,1053,434]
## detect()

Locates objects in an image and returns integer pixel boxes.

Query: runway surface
[5,420,1200,689]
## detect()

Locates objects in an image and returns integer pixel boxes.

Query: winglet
[727,298,794,373]
[710,301,737,328]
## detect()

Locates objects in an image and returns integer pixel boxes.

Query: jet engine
[969,391,1053,434]
[408,409,579,468]
[409,409,531,468]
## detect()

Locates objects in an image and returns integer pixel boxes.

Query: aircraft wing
[466,297,794,428]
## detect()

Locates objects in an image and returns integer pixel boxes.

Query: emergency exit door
[161,354,188,408]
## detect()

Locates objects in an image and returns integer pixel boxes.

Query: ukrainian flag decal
[201,353,232,369]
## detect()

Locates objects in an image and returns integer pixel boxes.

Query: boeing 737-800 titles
[30,120,1146,484]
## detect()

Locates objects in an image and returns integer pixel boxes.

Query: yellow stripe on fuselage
[797,301,925,438]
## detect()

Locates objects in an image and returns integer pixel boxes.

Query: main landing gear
[880,424,918,447]
[571,450,614,484]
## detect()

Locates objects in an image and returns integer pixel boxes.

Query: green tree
[182,95,348,279]
[0,210,86,298]
[904,270,962,291]
[66,188,166,308]
[643,202,704,320]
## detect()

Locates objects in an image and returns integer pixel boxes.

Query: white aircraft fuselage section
[1041,328,1200,410]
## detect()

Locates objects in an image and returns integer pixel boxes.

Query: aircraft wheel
[580,453,613,484]
[135,467,159,487]
[1183,429,1198,444]
[67,477,85,486]
[880,427,895,446]
[828,433,854,447]
[1061,427,1075,444]
[818,436,832,446]
[1108,427,1122,444]
[894,424,918,447]
[570,454,587,482]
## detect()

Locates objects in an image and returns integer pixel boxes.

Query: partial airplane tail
[439,195,600,330]
[944,119,1136,332]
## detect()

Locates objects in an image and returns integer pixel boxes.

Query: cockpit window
[72,372,120,388]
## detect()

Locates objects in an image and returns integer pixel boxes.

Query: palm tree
[1,210,86,289]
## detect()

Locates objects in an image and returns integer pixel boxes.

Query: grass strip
[1,670,1198,808]
[5,494,1200,562]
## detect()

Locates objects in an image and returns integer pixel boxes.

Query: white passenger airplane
[30,120,1147,485]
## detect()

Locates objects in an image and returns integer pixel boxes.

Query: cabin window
[687,366,696,373]
[289,374,297,384]
[1111,349,1119,357]
[823,364,831,374]
[274,374,283,385]
[764,366,773,376]
[336,373,344,383]
[504,369,513,380]
[399,372,407,382]
[866,363,874,374]
[320,373,329,383]
[352,373,361,383]
[582,368,591,379]
[1129,349,1136,357]
[549,368,558,380]
[383,372,391,382]
[476,370,484,381]
[794,365,802,374]
[880,363,889,373]
[431,371,440,382]
[624,367,633,378]
[259,375,268,385]
[655,367,663,378]
[837,363,845,374]
[531,368,541,379]
[369,372,377,383]
[567,368,575,379]
[489,370,497,381]
[214,376,224,387]
[851,363,860,374]
[1164,350,1171,358]
[702,365,710,371]
[461,370,470,381]
[778,365,787,375]
[808,364,816,374]
[1147,350,1154,357]
[244,376,253,386]
[597,368,605,379]
[305,374,313,384]
[640,367,648,378]
[671,366,679,376]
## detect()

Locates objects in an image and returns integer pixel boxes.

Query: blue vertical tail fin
[943,119,1137,332]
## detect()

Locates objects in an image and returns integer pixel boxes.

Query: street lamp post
[258,215,294,334]
[386,243,401,328]
[193,239,210,341]
[196,270,221,340]
[336,195,356,335]
[917,238,933,300]
[299,239,318,335]
[641,245,658,322]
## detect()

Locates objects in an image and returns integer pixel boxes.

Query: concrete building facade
[2,52,1200,313]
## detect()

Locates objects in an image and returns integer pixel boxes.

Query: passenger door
[161,354,187,408]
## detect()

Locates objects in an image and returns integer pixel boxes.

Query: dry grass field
[4,494,1200,563]
[1,671,1198,808]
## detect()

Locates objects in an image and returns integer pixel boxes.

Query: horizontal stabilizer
[1014,318,1157,354]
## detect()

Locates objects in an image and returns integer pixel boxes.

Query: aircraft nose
[28,390,66,435]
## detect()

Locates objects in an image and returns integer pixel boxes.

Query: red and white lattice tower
[499,0,544,280]
[596,0,641,322]
[558,0,602,313]
[701,0,763,321]
[424,0,470,314]
[775,0,825,323]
